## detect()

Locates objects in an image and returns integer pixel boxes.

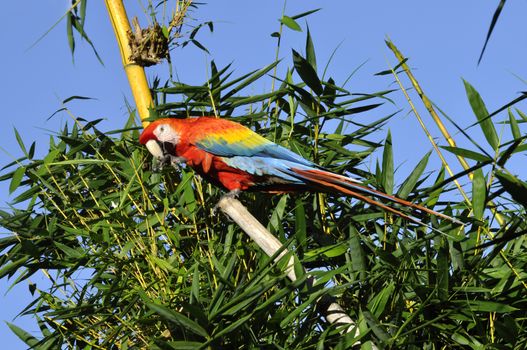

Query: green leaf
[367,281,394,318]
[381,130,394,195]
[0,257,27,279]
[290,8,321,20]
[441,146,492,162]
[348,226,366,279]
[211,314,252,340]
[280,16,301,31]
[436,237,449,301]
[478,0,507,64]
[13,128,28,156]
[305,25,317,71]
[463,79,499,150]
[9,166,25,194]
[292,49,323,95]
[397,151,430,199]
[294,199,307,247]
[322,77,337,105]
[146,302,209,338]
[166,341,205,350]
[54,242,85,259]
[508,108,521,140]
[6,322,39,347]
[66,11,75,60]
[472,168,486,221]
[495,171,527,208]
[453,300,518,313]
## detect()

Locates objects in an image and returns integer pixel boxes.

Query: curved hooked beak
[145,140,177,159]
[145,140,164,159]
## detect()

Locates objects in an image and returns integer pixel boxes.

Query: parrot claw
[213,189,241,213]
[223,189,241,199]
[153,155,185,172]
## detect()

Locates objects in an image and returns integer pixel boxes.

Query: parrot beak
[145,140,164,159]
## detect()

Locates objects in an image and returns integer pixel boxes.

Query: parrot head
[139,119,181,159]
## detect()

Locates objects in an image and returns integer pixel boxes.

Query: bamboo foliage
[1,2,527,349]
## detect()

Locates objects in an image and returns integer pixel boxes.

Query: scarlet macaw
[140,117,456,224]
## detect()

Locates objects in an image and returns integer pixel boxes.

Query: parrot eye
[159,125,165,133]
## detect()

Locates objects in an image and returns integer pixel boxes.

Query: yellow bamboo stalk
[386,39,506,226]
[386,40,470,171]
[105,0,153,127]
[389,61,472,206]
[386,41,527,291]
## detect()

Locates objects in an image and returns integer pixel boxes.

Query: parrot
[139,116,458,225]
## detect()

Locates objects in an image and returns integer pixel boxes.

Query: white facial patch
[153,124,180,145]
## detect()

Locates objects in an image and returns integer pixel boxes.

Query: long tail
[289,168,461,226]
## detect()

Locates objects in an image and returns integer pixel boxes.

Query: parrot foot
[153,155,185,172]
[223,189,241,199]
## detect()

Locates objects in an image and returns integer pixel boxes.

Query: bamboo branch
[105,0,153,127]
[218,196,377,349]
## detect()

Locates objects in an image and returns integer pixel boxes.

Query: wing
[193,121,314,167]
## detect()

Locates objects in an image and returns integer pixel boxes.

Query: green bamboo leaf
[280,16,302,31]
[497,139,522,167]
[322,77,336,105]
[9,166,25,194]
[79,0,87,29]
[166,341,204,350]
[294,199,307,247]
[478,0,507,64]
[515,107,527,122]
[290,8,321,20]
[13,128,28,157]
[6,322,39,347]
[211,314,252,340]
[305,25,317,71]
[381,130,394,195]
[221,61,280,101]
[146,302,209,338]
[453,300,518,313]
[0,257,27,279]
[463,79,499,150]
[436,237,449,301]
[397,151,430,199]
[508,108,521,140]
[47,159,116,166]
[367,281,394,318]
[472,168,486,221]
[348,226,366,279]
[66,11,75,60]
[292,49,323,95]
[225,90,287,109]
[441,146,492,162]
[362,310,390,342]
[69,13,104,65]
[54,242,85,259]
[495,171,527,208]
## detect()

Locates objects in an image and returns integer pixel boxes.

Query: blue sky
[1,1,526,347]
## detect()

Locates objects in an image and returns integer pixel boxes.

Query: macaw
[140,117,457,225]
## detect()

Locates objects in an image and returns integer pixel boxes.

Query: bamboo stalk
[217,196,377,348]
[386,39,506,226]
[386,41,527,291]
[105,0,153,127]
